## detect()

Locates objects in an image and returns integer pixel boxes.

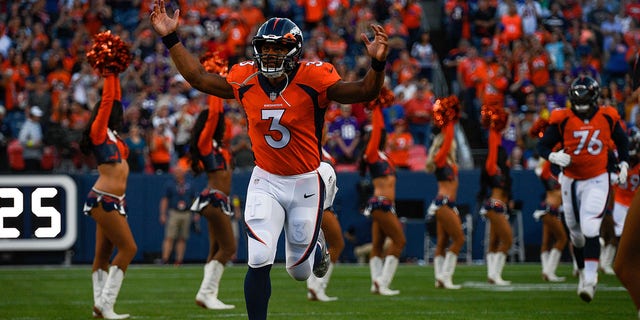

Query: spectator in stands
[403,82,433,148]
[500,1,524,45]
[386,119,413,170]
[172,101,195,159]
[18,106,44,172]
[603,33,631,87]
[159,164,197,266]
[383,91,406,133]
[0,105,9,172]
[298,0,328,32]
[519,0,543,36]
[124,125,148,173]
[328,104,361,164]
[457,46,486,122]
[444,0,470,52]
[391,49,419,89]
[471,0,497,48]
[149,123,173,174]
[229,122,254,172]
[400,0,424,49]
[411,32,437,82]
[543,2,568,34]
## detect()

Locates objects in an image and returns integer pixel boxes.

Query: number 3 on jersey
[263,109,291,149]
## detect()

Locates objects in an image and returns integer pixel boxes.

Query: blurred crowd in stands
[1,0,640,174]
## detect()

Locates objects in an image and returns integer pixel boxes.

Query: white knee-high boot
[540,251,550,280]
[433,255,444,288]
[369,256,383,293]
[441,251,461,289]
[486,253,495,282]
[307,262,338,302]
[196,260,235,310]
[375,256,400,296]
[545,248,566,282]
[490,252,511,286]
[92,269,108,317]
[94,266,129,319]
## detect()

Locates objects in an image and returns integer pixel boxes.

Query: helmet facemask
[253,39,299,78]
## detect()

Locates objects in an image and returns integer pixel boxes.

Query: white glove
[618,161,629,185]
[548,150,571,168]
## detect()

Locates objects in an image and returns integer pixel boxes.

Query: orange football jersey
[614,162,640,206]
[226,61,341,175]
[548,106,621,180]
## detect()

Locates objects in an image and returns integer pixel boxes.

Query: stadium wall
[2,170,548,264]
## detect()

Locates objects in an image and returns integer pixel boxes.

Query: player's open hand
[150,0,180,37]
[361,24,389,62]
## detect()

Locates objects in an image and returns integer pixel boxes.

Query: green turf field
[1,262,636,319]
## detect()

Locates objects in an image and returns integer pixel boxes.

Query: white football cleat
[577,272,597,303]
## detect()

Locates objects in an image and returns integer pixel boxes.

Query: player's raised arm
[327,24,389,104]
[150,0,234,99]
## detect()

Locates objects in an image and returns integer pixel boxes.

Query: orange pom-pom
[480,104,509,131]
[432,95,460,128]
[200,50,229,76]
[86,30,131,74]
[365,86,395,110]
[529,118,549,138]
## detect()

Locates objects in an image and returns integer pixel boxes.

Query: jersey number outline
[572,129,603,156]
[262,109,291,149]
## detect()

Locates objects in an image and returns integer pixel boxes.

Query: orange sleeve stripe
[434,123,454,167]
[365,106,384,162]
[90,75,117,144]
[485,129,500,176]
[198,95,222,155]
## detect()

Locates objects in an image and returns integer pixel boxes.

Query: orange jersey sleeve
[614,163,640,206]
[365,106,384,163]
[90,75,117,145]
[434,122,454,168]
[549,107,619,179]
[198,95,224,156]
[226,60,341,175]
[485,129,501,176]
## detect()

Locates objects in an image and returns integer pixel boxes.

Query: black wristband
[371,58,386,72]
[162,31,180,49]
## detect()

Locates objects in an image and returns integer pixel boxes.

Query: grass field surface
[1,262,636,320]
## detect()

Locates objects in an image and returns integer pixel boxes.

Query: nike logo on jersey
[304,193,315,198]
[329,67,334,73]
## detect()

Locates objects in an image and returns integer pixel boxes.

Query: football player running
[151,1,389,319]
[537,76,629,303]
